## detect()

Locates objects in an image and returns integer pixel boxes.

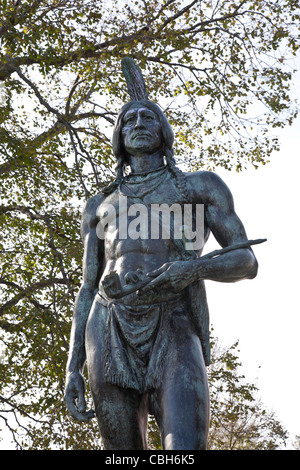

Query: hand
[139,260,196,295]
[64,371,95,422]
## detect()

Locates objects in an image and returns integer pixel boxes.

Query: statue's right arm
[64,194,104,422]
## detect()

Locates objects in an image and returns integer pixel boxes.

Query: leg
[150,311,210,450]
[85,300,149,450]
[92,384,149,450]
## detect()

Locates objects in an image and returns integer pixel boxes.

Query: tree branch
[0,277,68,317]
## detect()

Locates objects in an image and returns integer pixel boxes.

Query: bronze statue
[64,58,263,450]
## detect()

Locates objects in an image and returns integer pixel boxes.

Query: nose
[134,111,145,128]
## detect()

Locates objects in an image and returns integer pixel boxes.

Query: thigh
[85,300,148,450]
[92,382,149,450]
[150,311,210,450]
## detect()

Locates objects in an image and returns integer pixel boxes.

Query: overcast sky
[204,83,300,443]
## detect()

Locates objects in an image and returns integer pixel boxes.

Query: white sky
[204,103,300,443]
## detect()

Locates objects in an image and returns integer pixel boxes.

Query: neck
[128,150,165,174]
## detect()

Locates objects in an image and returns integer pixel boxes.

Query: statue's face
[121,105,162,156]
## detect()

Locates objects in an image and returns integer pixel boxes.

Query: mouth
[133,132,152,139]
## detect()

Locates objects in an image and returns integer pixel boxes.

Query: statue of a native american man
[64,58,264,450]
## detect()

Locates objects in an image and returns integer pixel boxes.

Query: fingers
[64,393,95,423]
[66,400,95,422]
[146,263,170,278]
[139,272,168,294]
[138,264,170,294]
[77,394,87,413]
[77,408,95,422]
[69,404,95,422]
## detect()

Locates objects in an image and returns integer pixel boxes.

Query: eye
[124,116,135,125]
[143,113,154,121]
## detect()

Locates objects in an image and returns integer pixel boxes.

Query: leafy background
[0,0,299,449]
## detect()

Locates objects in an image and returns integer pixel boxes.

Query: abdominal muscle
[98,235,184,306]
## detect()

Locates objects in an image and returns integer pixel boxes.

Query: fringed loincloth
[96,293,184,393]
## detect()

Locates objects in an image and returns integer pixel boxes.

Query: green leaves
[1,0,299,173]
[207,339,288,450]
[0,0,299,449]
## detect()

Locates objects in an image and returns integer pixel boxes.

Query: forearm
[193,248,258,283]
[66,284,96,374]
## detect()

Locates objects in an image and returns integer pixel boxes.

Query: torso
[94,168,211,305]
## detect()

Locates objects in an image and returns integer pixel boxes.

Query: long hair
[103,100,189,202]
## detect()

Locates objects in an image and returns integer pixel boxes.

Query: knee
[163,430,208,450]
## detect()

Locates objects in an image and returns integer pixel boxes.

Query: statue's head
[102,58,188,203]
[112,99,174,166]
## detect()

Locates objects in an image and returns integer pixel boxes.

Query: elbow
[238,248,258,280]
[247,253,258,279]
[80,281,98,296]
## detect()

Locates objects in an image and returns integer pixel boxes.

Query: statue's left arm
[141,171,258,293]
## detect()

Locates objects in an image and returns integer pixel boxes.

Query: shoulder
[80,193,106,239]
[185,170,234,209]
[83,193,105,216]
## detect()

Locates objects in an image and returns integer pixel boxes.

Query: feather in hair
[121,57,148,101]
